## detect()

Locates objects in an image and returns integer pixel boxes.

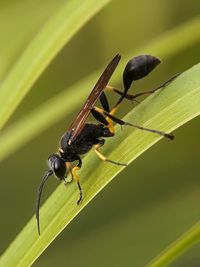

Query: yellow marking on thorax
[59,148,64,153]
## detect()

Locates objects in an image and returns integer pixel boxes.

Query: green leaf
[0,16,200,163]
[0,74,94,162]
[0,0,110,131]
[146,221,200,267]
[0,60,200,267]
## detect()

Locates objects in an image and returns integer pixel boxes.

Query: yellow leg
[93,106,116,134]
[72,166,82,205]
[72,166,80,181]
[93,90,121,134]
[106,105,118,134]
[95,144,127,166]
[63,162,73,185]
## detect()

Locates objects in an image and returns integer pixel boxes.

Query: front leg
[71,157,83,205]
[63,162,73,185]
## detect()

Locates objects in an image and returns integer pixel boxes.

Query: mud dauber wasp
[36,54,174,235]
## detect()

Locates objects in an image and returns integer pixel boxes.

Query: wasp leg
[93,107,115,134]
[106,73,180,101]
[91,108,109,126]
[106,85,161,101]
[132,73,180,99]
[63,162,73,185]
[95,139,127,166]
[102,74,177,138]
[91,91,111,124]
[71,157,83,205]
[93,106,173,140]
[104,110,174,140]
[106,85,136,101]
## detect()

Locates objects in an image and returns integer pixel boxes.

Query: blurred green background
[0,0,200,266]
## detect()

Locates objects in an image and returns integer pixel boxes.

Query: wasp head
[36,154,67,235]
[48,154,66,180]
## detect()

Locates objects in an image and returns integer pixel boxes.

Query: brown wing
[67,54,121,144]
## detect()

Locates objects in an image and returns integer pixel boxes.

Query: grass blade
[146,221,200,267]
[0,60,200,267]
[0,0,110,131]
[0,16,200,163]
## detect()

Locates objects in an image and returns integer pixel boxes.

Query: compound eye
[48,154,66,179]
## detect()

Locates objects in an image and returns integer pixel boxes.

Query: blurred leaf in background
[0,0,200,266]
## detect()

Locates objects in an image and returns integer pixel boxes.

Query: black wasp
[36,54,174,234]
